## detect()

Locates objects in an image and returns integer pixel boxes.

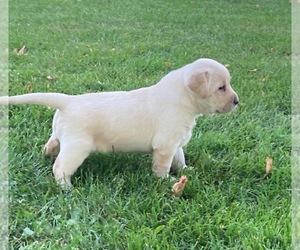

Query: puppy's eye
[218,85,226,91]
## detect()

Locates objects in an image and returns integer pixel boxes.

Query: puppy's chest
[179,129,193,147]
[179,121,196,147]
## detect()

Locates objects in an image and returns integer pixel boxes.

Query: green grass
[9,0,291,249]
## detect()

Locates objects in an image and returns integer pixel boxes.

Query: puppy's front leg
[171,147,187,172]
[152,149,174,178]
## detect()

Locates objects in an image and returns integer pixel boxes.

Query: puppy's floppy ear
[184,70,210,98]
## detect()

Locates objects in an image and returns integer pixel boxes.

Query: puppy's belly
[93,132,153,154]
[108,142,152,153]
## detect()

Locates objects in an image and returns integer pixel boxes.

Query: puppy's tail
[0,93,70,110]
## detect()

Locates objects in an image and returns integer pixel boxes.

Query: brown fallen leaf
[253,156,273,183]
[164,62,172,68]
[17,45,27,55]
[46,75,55,81]
[265,156,272,175]
[172,175,188,197]
[27,84,32,93]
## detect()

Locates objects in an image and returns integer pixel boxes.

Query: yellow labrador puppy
[0,58,239,187]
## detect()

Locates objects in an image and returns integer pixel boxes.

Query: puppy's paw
[54,170,73,190]
[183,165,194,171]
[56,178,73,190]
[152,165,170,178]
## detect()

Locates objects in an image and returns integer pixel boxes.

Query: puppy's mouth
[216,104,238,114]
[215,110,229,114]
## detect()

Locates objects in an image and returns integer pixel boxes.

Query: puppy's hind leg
[44,135,60,157]
[52,140,92,188]
[44,111,61,157]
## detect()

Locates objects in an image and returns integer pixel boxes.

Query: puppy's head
[184,58,239,115]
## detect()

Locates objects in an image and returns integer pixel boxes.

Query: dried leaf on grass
[15,45,27,55]
[172,175,188,197]
[265,156,272,175]
[27,84,32,93]
[46,75,55,81]
[253,156,273,183]
[164,62,172,68]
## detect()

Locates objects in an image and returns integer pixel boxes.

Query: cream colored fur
[0,58,239,187]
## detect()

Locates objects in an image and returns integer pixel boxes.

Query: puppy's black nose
[234,97,239,105]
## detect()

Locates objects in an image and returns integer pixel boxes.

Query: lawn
[8,0,291,249]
